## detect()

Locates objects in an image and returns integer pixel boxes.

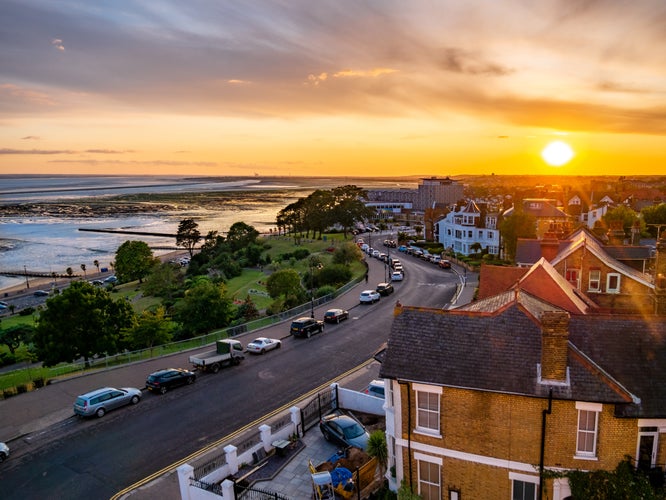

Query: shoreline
[0,249,189,300]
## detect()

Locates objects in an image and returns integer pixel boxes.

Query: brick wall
[397,383,640,498]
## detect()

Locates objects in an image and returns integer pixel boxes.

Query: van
[365,379,385,399]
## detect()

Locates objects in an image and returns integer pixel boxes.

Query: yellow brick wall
[397,383,641,498]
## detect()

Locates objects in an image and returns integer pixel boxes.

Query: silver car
[73,387,142,418]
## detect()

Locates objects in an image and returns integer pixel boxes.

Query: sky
[1,1,665,178]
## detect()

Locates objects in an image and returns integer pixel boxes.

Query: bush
[315,285,335,298]
[34,377,45,388]
[16,384,28,394]
[0,351,16,367]
[19,307,35,316]
[3,388,16,399]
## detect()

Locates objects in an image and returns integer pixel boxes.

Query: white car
[0,442,9,462]
[391,271,403,281]
[246,337,281,354]
[359,290,381,304]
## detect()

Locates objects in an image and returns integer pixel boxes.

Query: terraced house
[379,251,666,499]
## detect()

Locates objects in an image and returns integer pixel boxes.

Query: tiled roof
[514,239,570,266]
[605,245,653,261]
[551,229,654,288]
[476,260,594,314]
[380,299,633,406]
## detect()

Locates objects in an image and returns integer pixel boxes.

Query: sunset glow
[1,1,665,177]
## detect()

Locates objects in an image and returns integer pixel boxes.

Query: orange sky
[1,1,665,177]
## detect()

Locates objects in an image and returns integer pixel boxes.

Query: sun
[541,140,574,166]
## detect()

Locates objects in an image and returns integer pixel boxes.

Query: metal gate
[234,483,291,500]
[300,385,338,432]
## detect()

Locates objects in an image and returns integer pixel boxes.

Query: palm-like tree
[66,267,73,278]
[366,430,388,482]
[93,260,100,273]
[80,264,87,279]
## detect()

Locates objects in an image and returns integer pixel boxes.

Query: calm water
[0,175,415,290]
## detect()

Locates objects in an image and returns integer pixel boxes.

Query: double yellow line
[110,358,375,499]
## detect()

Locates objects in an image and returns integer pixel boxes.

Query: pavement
[0,254,478,499]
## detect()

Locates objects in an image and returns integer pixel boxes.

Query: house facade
[436,200,500,256]
[503,198,572,239]
[380,294,666,499]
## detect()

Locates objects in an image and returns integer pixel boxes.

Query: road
[0,249,460,499]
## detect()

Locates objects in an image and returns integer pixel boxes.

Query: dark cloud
[438,48,513,76]
[0,148,76,154]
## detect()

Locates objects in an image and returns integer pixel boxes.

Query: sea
[0,174,417,291]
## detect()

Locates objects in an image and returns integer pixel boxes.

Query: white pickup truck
[189,339,244,373]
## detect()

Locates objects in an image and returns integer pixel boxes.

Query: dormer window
[606,273,621,294]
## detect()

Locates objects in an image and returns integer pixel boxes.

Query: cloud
[0,148,76,154]
[437,48,513,76]
[21,136,41,140]
[47,159,218,167]
[84,149,133,154]
[51,38,65,51]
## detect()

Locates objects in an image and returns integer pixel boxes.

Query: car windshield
[343,422,365,439]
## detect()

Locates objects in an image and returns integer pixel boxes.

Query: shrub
[16,384,28,394]
[19,307,35,316]
[315,285,335,298]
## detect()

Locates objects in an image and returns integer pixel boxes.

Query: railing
[234,483,290,500]
[192,449,228,480]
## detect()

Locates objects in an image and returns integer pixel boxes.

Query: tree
[176,218,201,258]
[226,222,260,252]
[174,278,234,337]
[33,281,136,367]
[66,267,73,278]
[266,269,304,299]
[236,295,260,322]
[641,203,666,238]
[80,263,87,279]
[142,262,185,299]
[367,430,388,483]
[499,212,537,261]
[332,242,363,266]
[603,205,642,237]
[126,307,172,354]
[114,240,158,283]
[93,259,100,273]
[0,324,34,355]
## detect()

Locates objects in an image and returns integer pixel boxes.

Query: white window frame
[575,402,601,459]
[588,270,601,292]
[414,383,442,436]
[566,268,580,289]
[606,273,621,294]
[510,472,539,500]
[415,452,442,500]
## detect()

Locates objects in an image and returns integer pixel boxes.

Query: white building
[437,200,500,256]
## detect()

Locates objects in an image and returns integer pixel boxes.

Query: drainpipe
[539,389,553,500]
[398,380,413,491]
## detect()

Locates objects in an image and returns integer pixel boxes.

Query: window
[588,270,601,292]
[565,269,580,289]
[576,402,601,458]
[606,273,621,293]
[415,384,441,435]
[510,473,538,500]
[512,480,537,500]
[416,454,441,500]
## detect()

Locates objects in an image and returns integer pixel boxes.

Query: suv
[365,379,385,399]
[376,282,394,296]
[73,386,142,418]
[146,368,196,395]
[290,317,324,338]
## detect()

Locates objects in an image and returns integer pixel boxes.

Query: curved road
[0,250,461,499]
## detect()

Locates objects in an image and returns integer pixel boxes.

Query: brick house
[513,228,657,315]
[379,292,666,499]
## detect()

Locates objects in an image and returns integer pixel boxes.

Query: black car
[146,368,196,395]
[376,282,394,296]
[290,317,324,338]
[33,290,49,297]
[319,411,370,450]
[323,308,349,324]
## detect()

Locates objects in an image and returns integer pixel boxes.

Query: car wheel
[0,452,6,463]
[159,386,167,395]
[322,429,331,442]
[96,407,106,418]
[211,363,221,373]
[276,342,281,349]
[131,395,140,404]
[307,330,311,338]
[260,348,265,355]
[187,376,195,385]
[336,317,340,324]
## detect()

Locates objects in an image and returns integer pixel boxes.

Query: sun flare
[541,140,574,167]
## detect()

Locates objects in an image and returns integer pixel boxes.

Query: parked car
[73,387,142,418]
[33,290,49,297]
[0,442,9,463]
[320,411,370,450]
[359,290,380,304]
[290,317,325,338]
[398,245,408,252]
[390,271,403,282]
[439,259,452,269]
[323,308,349,324]
[364,379,385,399]
[146,368,196,394]
[246,337,281,354]
[104,275,118,283]
[376,282,394,296]
[90,280,104,286]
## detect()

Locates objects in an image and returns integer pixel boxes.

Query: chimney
[540,231,560,262]
[631,220,641,245]
[607,220,625,245]
[540,310,570,382]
